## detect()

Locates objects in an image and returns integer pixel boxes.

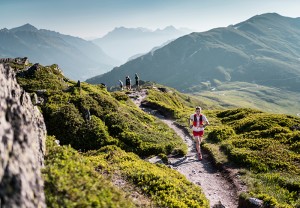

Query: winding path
[129,89,240,208]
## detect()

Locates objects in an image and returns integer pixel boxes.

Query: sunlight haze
[1,0,300,38]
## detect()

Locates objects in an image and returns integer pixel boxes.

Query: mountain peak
[113,26,150,32]
[163,25,177,31]
[232,12,294,31]
[0,28,9,32]
[10,24,38,32]
[242,12,288,24]
[155,25,177,33]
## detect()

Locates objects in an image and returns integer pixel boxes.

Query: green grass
[142,87,300,207]
[13,62,300,207]
[209,108,300,207]
[14,63,202,207]
[86,146,209,208]
[17,64,187,157]
[43,136,209,208]
[194,82,300,116]
[43,136,135,208]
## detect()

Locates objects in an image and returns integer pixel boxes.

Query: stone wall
[0,64,46,207]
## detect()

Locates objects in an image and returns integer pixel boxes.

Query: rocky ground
[0,64,46,207]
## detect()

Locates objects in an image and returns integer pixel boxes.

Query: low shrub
[207,126,235,142]
[43,137,134,207]
[87,146,209,208]
[111,91,129,102]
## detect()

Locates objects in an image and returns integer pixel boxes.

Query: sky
[1,0,300,39]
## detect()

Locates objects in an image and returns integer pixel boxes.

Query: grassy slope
[144,87,300,208]
[43,136,134,208]
[15,64,208,207]
[208,109,300,207]
[14,63,300,207]
[86,146,209,208]
[17,65,187,156]
[192,82,300,116]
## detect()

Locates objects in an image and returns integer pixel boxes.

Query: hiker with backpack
[125,76,131,90]
[188,106,209,161]
[135,73,140,91]
[119,80,123,91]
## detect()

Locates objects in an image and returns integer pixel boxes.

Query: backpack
[126,77,130,85]
[193,114,203,127]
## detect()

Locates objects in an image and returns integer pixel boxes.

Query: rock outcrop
[0,64,46,207]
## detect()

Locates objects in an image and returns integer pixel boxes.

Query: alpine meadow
[1,2,300,207]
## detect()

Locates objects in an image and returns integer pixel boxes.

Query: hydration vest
[193,114,203,127]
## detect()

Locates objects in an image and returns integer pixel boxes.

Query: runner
[188,106,209,160]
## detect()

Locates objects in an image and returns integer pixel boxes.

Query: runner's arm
[188,116,193,128]
[203,116,210,128]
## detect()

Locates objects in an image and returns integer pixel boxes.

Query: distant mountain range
[0,24,118,80]
[87,13,300,93]
[92,26,190,62]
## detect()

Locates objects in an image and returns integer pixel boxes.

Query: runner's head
[195,106,201,114]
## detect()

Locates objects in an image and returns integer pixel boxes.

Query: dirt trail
[129,89,239,208]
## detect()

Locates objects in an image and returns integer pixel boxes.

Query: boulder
[0,64,46,207]
[239,196,264,208]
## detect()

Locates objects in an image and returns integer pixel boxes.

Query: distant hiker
[125,76,131,90]
[135,73,140,91]
[119,80,124,91]
[76,80,81,88]
[188,106,209,161]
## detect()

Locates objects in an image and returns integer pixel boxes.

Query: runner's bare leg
[195,136,200,154]
[199,136,203,155]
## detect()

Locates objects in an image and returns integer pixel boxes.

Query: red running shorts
[193,131,204,137]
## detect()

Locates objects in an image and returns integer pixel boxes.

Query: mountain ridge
[0,24,119,80]
[87,13,300,93]
[92,25,190,62]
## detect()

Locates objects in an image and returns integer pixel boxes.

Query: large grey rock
[0,64,46,207]
[239,196,264,208]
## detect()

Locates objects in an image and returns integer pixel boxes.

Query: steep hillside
[87,13,300,93]
[11,61,300,207]
[11,62,209,207]
[92,26,188,62]
[0,24,118,80]
[143,89,300,207]
[194,82,300,116]
[16,64,187,157]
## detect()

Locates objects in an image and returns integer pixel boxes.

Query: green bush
[207,126,235,142]
[87,146,209,208]
[290,141,300,153]
[111,91,129,102]
[216,108,262,123]
[43,136,134,207]
[45,103,84,147]
[145,89,192,119]
[16,63,187,156]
